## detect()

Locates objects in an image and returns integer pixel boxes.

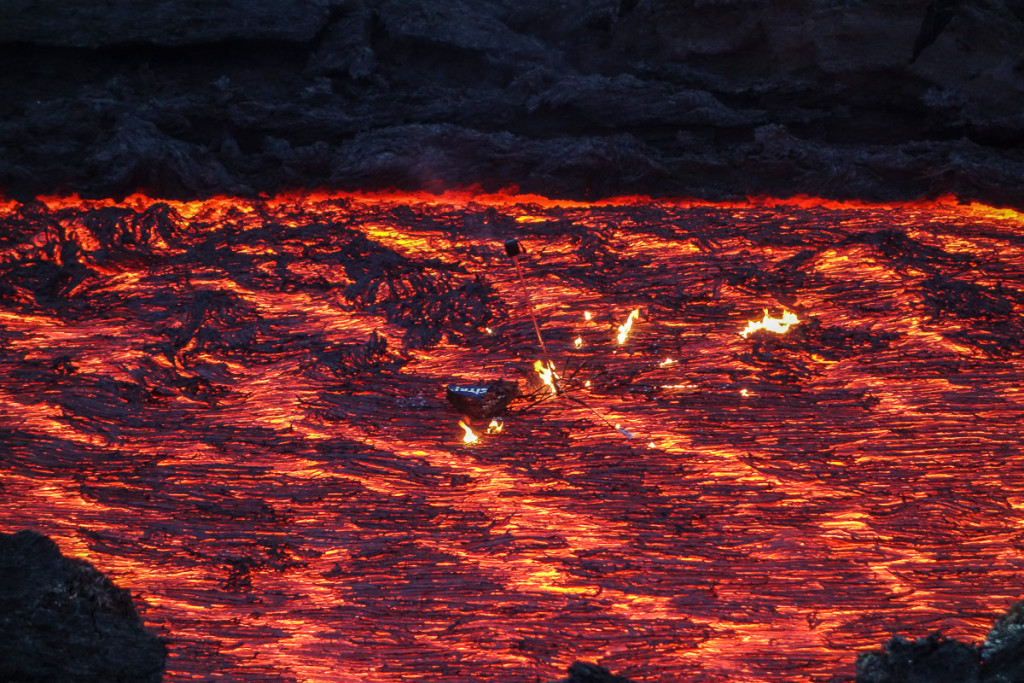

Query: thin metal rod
[510,248,636,439]
[512,255,561,393]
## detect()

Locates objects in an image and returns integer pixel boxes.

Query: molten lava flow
[1,191,1022,683]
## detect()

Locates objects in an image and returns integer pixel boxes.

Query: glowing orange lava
[1,191,1022,683]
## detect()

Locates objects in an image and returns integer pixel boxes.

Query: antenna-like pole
[505,238,560,394]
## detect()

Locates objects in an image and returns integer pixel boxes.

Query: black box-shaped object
[446,379,518,419]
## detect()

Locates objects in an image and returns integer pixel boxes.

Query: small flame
[584,380,592,388]
[459,420,479,444]
[616,308,641,345]
[534,360,559,396]
[486,419,503,434]
[740,388,750,397]
[484,327,493,335]
[659,358,675,367]
[583,311,592,321]
[573,336,583,348]
[739,309,800,339]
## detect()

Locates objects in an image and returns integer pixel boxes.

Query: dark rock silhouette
[856,600,1024,683]
[856,634,980,683]
[556,661,637,683]
[981,601,1024,683]
[1,0,1023,206]
[0,529,166,683]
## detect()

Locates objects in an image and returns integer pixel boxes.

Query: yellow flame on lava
[659,358,675,367]
[573,336,583,348]
[739,309,799,338]
[583,311,592,321]
[486,419,503,434]
[458,421,479,444]
[616,308,640,345]
[534,360,559,396]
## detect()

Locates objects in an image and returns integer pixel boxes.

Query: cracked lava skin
[1,191,1023,682]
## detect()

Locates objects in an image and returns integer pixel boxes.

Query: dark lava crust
[2,0,1024,206]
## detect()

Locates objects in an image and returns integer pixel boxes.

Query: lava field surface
[1,192,1023,682]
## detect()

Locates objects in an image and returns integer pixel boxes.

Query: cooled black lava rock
[0,529,166,683]
[556,661,637,683]
[856,633,980,682]
[855,600,1024,683]
[0,0,333,46]
[446,379,518,419]
[981,601,1024,683]
[2,0,1024,206]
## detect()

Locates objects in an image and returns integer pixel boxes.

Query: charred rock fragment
[446,379,518,419]
[0,530,166,683]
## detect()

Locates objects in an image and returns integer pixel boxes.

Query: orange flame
[616,308,641,345]
[458,420,478,444]
[739,309,799,338]
[533,360,559,396]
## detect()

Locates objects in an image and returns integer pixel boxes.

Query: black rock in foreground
[0,530,166,683]
[556,661,637,683]
[857,600,1024,683]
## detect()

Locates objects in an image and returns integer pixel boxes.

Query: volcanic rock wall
[2,0,1023,204]
[0,530,166,682]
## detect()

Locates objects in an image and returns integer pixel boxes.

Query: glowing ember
[583,311,592,321]
[739,309,800,338]
[616,308,641,345]
[573,336,583,348]
[533,359,559,396]
[659,358,676,367]
[458,420,479,444]
[486,419,504,434]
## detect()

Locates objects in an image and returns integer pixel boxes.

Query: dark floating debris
[446,379,518,419]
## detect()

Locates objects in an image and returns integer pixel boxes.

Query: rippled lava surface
[1,192,1023,682]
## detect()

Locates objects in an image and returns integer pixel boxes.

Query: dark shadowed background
[2,0,1023,204]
